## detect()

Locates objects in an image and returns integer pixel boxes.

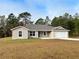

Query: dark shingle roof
[26,24,53,31]
[11,24,69,31]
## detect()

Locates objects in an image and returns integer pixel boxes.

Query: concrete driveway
[60,38,79,41]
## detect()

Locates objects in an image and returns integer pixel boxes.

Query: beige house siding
[41,30,69,39]
[49,30,54,39]
[12,27,28,39]
[11,26,69,39]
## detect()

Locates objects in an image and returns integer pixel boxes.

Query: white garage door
[54,32,68,38]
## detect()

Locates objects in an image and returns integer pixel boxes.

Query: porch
[28,31,51,39]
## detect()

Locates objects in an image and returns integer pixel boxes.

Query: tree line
[0,12,79,38]
[0,12,32,38]
[51,13,79,37]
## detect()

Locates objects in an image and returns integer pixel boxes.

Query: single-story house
[11,24,69,39]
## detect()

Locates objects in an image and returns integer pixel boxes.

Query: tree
[51,17,59,26]
[0,27,5,38]
[74,13,79,19]
[19,12,31,18]
[51,16,67,27]
[71,13,79,36]
[18,12,32,26]
[51,13,74,36]
[7,13,15,20]
[0,16,6,37]
[45,16,51,25]
[63,13,70,19]
[73,18,79,36]
[35,18,45,25]
[6,13,19,36]
[65,20,75,36]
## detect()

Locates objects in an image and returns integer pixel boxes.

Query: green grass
[0,37,45,44]
[0,37,79,59]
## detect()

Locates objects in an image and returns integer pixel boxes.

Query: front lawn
[0,37,79,59]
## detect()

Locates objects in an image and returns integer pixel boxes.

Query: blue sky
[0,0,79,21]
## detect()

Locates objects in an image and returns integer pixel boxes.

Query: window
[30,31,35,36]
[44,32,46,35]
[19,31,22,37]
[43,32,48,37]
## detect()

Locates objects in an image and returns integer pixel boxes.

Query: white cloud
[0,0,78,21]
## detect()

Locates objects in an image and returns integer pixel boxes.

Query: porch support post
[35,31,38,38]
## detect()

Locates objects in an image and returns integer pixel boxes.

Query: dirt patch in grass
[0,38,79,59]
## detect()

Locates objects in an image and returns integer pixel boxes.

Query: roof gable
[11,26,28,31]
[53,26,69,31]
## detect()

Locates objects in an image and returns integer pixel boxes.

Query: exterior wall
[12,27,69,39]
[49,30,54,39]
[40,31,69,39]
[12,27,28,39]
